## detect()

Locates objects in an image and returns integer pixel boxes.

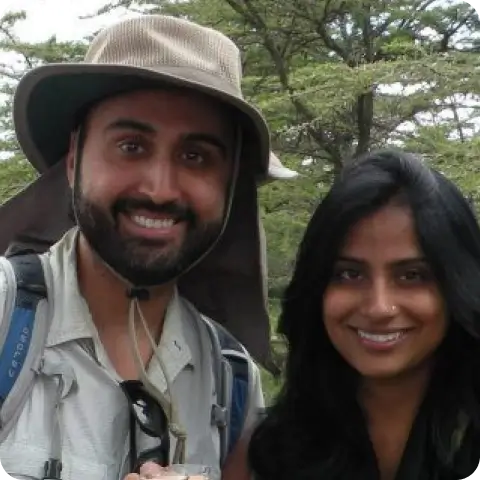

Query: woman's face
[323,202,447,381]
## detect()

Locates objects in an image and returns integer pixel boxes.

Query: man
[0,14,296,480]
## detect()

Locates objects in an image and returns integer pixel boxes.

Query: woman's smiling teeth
[131,214,175,229]
[357,329,406,343]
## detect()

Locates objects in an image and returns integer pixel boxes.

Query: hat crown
[85,15,243,96]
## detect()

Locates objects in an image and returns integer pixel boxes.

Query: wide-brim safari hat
[13,14,296,182]
[2,14,297,369]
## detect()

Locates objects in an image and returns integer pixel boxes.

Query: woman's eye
[399,268,429,282]
[333,268,363,282]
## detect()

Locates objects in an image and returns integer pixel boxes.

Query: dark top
[252,396,480,480]
[361,398,480,480]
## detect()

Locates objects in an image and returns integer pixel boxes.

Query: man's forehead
[83,87,236,137]
[91,88,229,117]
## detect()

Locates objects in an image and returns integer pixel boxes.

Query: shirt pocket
[0,442,108,480]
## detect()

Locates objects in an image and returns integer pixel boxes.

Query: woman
[224,149,480,480]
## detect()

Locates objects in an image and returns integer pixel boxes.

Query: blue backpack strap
[209,322,250,457]
[0,254,48,439]
[173,300,252,466]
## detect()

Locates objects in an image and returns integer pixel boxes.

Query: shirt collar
[146,288,194,391]
[44,227,194,385]
[45,227,93,347]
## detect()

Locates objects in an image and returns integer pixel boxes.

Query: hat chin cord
[71,125,242,465]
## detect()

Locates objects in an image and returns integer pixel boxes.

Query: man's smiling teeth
[131,215,175,229]
[357,329,405,343]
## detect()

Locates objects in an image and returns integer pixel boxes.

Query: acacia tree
[0,11,87,201]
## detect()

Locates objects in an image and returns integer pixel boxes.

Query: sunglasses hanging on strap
[120,380,171,472]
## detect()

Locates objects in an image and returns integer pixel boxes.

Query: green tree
[0,10,87,201]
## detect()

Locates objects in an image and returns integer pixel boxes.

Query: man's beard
[72,188,224,287]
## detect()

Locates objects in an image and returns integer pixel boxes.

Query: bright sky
[0,0,138,42]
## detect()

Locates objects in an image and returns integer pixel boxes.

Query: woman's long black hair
[249,149,480,479]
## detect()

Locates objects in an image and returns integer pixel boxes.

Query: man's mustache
[113,198,197,226]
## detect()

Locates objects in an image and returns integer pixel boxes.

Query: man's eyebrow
[184,133,228,157]
[104,118,156,133]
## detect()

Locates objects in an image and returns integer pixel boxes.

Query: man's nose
[137,154,182,204]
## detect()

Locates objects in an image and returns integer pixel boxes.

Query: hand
[124,461,165,479]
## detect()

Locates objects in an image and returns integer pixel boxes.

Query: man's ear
[66,132,77,187]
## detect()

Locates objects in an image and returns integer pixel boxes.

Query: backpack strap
[202,316,251,466]
[0,254,49,442]
[214,322,250,455]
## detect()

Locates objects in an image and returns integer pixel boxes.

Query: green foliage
[405,126,480,207]
[259,165,329,296]
[0,10,88,156]
[0,156,37,203]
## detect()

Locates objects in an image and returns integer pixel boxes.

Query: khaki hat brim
[267,165,299,180]
[266,151,299,181]
[14,63,271,181]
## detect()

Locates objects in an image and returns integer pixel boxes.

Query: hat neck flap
[0,159,274,369]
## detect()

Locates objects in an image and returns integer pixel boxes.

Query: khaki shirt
[0,228,264,479]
